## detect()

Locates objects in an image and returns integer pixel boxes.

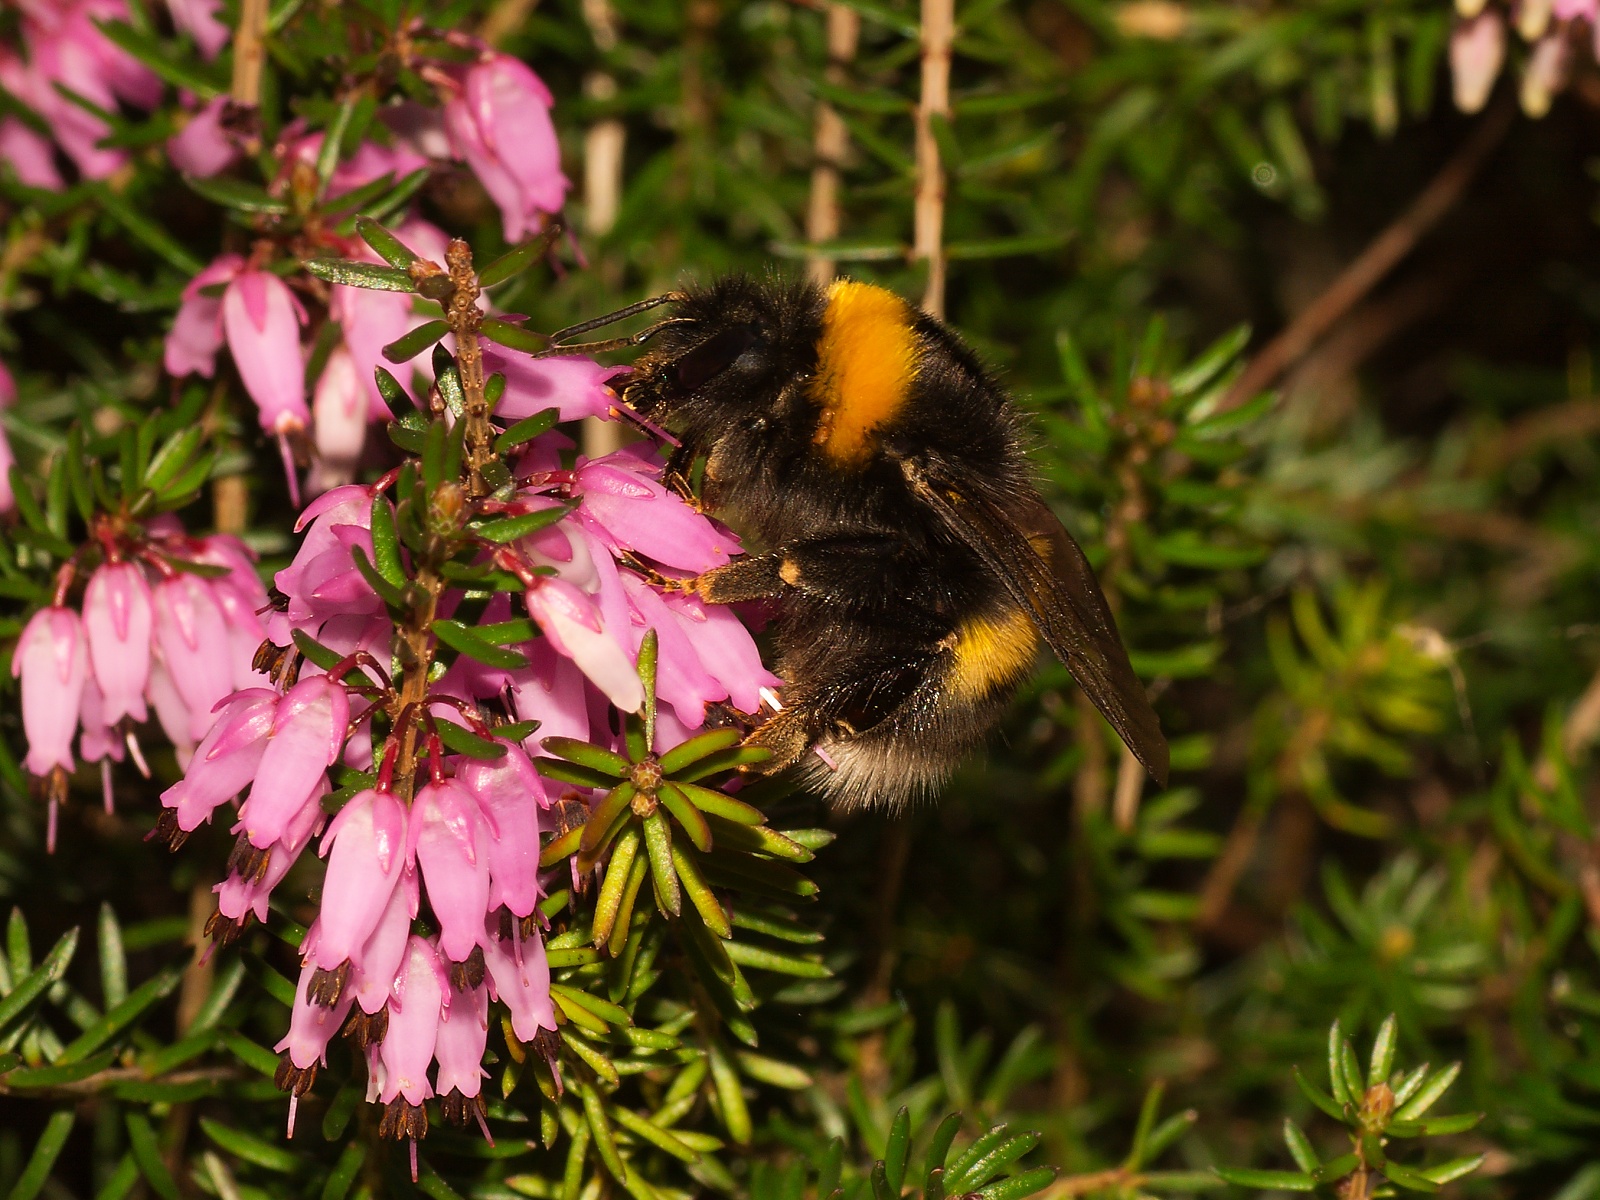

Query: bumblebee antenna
[546,293,682,345]
[532,318,693,359]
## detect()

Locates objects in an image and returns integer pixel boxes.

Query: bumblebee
[544,274,1168,809]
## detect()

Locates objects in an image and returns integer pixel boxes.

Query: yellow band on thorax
[809,280,919,463]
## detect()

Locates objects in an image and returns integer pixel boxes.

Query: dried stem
[582,0,627,461]
[230,0,269,107]
[1220,96,1513,412]
[914,0,953,317]
[806,5,861,288]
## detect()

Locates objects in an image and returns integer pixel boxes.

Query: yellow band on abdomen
[945,607,1039,700]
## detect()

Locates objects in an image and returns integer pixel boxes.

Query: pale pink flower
[457,747,546,920]
[165,0,230,59]
[0,117,63,189]
[378,936,446,1108]
[168,97,238,177]
[508,641,592,747]
[350,871,416,1018]
[304,788,407,974]
[442,53,569,241]
[408,780,491,967]
[214,782,324,928]
[486,352,627,423]
[274,485,380,628]
[222,269,309,435]
[82,562,153,725]
[152,574,235,741]
[310,346,368,491]
[576,450,735,573]
[164,254,245,379]
[1522,29,1569,116]
[525,577,643,713]
[1451,12,1506,112]
[434,978,490,1129]
[482,921,555,1043]
[274,960,354,1110]
[238,674,348,849]
[160,689,278,831]
[13,607,88,777]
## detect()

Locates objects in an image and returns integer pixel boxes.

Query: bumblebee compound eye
[673,324,761,392]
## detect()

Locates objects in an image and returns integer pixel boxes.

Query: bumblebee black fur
[615,273,1168,810]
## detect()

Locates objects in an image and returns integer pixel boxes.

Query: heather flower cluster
[1450,0,1600,115]
[12,517,269,849]
[131,212,779,1159]
[0,7,794,1181]
[160,46,567,502]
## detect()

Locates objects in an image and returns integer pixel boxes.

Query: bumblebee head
[620,275,827,440]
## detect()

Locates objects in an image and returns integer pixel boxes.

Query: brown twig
[229,0,269,107]
[1220,96,1515,412]
[914,0,954,316]
[806,5,861,288]
[581,0,627,461]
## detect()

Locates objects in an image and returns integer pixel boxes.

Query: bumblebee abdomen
[942,606,1039,701]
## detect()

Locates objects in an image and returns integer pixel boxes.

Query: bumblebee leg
[661,442,700,507]
[680,553,788,603]
[742,707,818,772]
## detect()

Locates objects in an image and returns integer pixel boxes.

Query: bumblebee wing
[901,455,1169,786]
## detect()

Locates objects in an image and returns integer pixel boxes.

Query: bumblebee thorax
[807,280,920,466]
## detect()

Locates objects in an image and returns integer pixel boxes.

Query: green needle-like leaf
[356,215,419,268]
[591,824,642,947]
[7,1109,75,1200]
[0,926,78,1034]
[645,811,681,917]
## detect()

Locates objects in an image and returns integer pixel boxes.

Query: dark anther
[308,960,351,1007]
[342,1006,389,1048]
[146,807,188,851]
[449,945,486,992]
[274,1054,318,1097]
[440,1089,487,1128]
[531,1026,564,1097]
[379,1098,430,1141]
[203,909,253,946]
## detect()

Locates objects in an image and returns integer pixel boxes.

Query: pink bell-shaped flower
[273,960,355,1134]
[456,746,546,921]
[310,345,368,492]
[82,561,153,725]
[238,674,348,850]
[152,573,235,741]
[165,0,229,59]
[525,577,643,713]
[13,606,87,778]
[486,352,627,424]
[164,254,245,379]
[575,450,735,573]
[305,788,407,975]
[168,96,239,178]
[222,269,309,436]
[442,53,568,241]
[377,936,446,1139]
[434,977,491,1137]
[408,780,491,968]
[482,919,556,1044]
[160,688,279,832]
